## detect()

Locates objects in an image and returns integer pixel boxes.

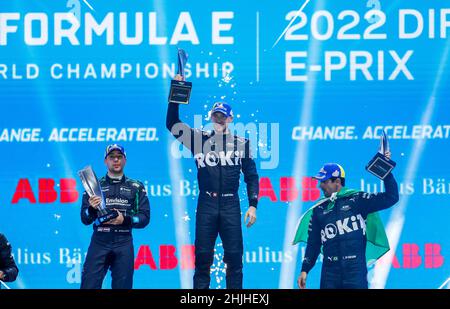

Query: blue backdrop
[0,0,449,289]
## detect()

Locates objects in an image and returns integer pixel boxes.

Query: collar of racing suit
[326,187,360,210]
[105,174,126,185]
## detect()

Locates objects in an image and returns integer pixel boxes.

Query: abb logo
[134,245,195,270]
[391,243,444,269]
[258,177,320,202]
[12,178,79,204]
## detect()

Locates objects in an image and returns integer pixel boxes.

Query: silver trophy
[168,48,192,104]
[78,166,118,225]
[365,130,396,179]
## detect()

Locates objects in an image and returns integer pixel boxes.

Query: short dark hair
[330,177,345,187]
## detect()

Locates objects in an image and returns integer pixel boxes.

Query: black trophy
[78,166,118,226]
[365,130,396,179]
[168,48,192,104]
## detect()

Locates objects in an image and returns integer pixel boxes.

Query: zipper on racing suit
[336,200,343,286]
[218,134,224,207]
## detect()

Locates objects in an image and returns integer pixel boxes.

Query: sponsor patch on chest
[340,204,351,211]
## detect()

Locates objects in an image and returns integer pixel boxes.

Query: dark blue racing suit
[301,173,399,289]
[166,103,259,289]
[0,233,19,285]
[80,174,150,289]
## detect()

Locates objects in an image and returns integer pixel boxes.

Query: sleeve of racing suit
[241,139,259,208]
[357,172,399,217]
[123,184,150,229]
[0,234,19,282]
[301,208,322,274]
[80,191,98,225]
[166,102,203,153]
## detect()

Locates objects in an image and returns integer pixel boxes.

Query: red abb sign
[11,178,79,204]
[392,243,444,269]
[258,177,321,202]
[134,245,195,270]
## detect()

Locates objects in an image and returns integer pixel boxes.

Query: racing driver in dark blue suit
[298,152,399,289]
[166,74,259,289]
[80,144,150,289]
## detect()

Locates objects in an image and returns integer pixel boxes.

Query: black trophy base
[365,152,396,179]
[94,211,119,226]
[168,80,192,104]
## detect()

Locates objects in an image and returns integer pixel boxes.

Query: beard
[109,165,123,175]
